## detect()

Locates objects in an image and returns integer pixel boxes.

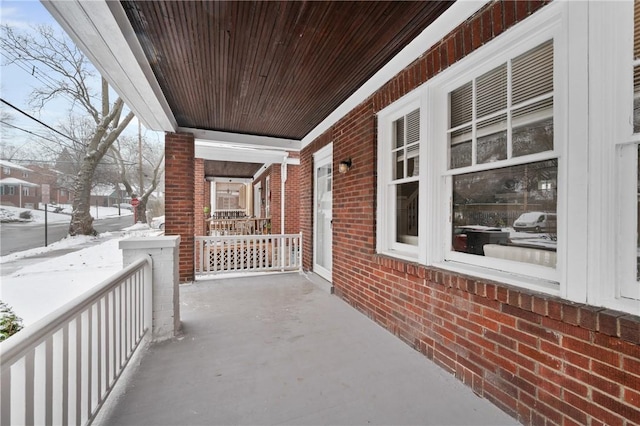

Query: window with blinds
[393,108,420,180]
[634,1,640,132]
[448,40,554,169]
[391,108,420,245]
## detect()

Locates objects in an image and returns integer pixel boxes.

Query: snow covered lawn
[0,224,160,328]
[0,204,133,224]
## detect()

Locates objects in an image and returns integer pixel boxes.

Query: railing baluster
[75,315,82,426]
[1,365,10,426]
[104,293,110,389]
[62,325,69,426]
[25,351,35,426]
[86,307,92,422]
[97,300,102,404]
[45,336,53,425]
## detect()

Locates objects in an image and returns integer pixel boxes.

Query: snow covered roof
[91,184,116,196]
[0,178,39,187]
[0,159,32,172]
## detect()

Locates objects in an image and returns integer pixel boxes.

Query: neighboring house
[90,184,121,207]
[25,164,74,205]
[0,159,39,208]
[45,2,640,425]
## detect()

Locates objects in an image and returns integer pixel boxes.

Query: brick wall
[254,159,300,235]
[165,132,194,282]
[300,1,640,425]
[285,163,300,235]
[194,158,206,236]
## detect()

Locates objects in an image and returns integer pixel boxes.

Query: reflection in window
[452,159,558,267]
[396,181,419,245]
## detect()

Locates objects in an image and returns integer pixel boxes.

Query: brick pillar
[271,165,282,234]
[194,158,205,236]
[165,131,195,282]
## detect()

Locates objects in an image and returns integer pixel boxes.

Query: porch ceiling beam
[42,0,177,132]
[195,142,287,165]
[180,128,300,152]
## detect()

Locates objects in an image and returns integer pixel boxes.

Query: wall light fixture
[338,159,352,174]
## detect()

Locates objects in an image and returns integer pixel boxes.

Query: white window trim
[427,2,576,296]
[588,1,640,313]
[377,92,424,261]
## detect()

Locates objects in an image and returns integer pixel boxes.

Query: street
[0,215,135,256]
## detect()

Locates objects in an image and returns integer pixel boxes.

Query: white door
[314,144,333,281]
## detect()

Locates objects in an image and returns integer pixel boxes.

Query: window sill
[433,260,560,296]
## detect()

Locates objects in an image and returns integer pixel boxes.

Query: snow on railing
[0,256,152,426]
[195,233,302,275]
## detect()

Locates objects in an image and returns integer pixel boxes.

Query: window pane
[452,159,558,268]
[635,0,640,59]
[395,118,405,148]
[637,145,640,281]
[450,82,472,128]
[513,98,554,157]
[512,40,554,105]
[450,126,472,169]
[477,64,507,118]
[395,150,404,179]
[634,66,640,133]
[406,109,420,144]
[407,143,419,177]
[477,114,507,164]
[396,181,419,245]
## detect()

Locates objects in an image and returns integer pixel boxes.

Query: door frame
[313,143,333,281]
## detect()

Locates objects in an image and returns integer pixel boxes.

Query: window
[394,109,420,245]
[22,171,28,178]
[377,97,422,258]
[376,2,636,311]
[22,187,29,196]
[3,167,10,175]
[616,1,640,301]
[446,40,558,276]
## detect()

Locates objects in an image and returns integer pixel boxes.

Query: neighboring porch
[97,273,516,426]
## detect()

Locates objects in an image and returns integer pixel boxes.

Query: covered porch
[97,273,516,426]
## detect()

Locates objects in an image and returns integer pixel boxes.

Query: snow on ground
[0,204,132,224]
[1,224,161,328]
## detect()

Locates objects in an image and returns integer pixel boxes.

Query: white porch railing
[0,256,152,426]
[195,233,302,275]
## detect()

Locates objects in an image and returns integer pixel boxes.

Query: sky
[0,1,161,161]
[0,205,157,328]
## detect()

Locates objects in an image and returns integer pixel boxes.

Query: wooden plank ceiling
[120,0,453,141]
[204,160,263,179]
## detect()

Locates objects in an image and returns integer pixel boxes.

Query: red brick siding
[254,160,300,235]
[194,158,206,236]
[285,164,300,235]
[165,132,194,282]
[300,1,640,425]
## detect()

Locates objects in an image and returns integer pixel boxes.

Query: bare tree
[1,24,134,235]
[111,133,165,223]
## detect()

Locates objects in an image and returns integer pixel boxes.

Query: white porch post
[119,236,181,342]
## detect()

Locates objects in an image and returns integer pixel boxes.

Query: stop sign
[131,198,139,207]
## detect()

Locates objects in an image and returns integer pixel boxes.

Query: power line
[0,98,76,142]
[0,120,61,144]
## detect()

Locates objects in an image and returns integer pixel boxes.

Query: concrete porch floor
[101,273,518,426]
